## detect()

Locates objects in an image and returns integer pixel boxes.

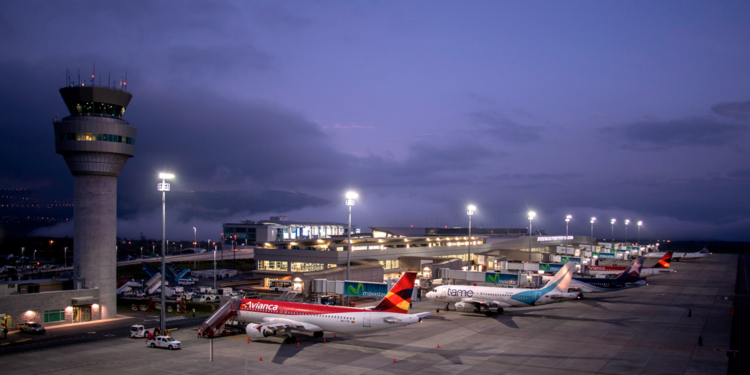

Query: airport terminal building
[222,216,351,247]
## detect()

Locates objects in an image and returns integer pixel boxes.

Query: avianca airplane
[567,257,646,294]
[583,252,675,278]
[237,272,430,344]
[644,247,709,261]
[423,263,579,316]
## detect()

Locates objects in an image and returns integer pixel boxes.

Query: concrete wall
[74,175,118,319]
[294,262,384,295]
[0,289,100,329]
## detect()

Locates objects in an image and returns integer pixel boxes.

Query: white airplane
[235,272,430,344]
[424,263,579,316]
[644,247,709,261]
[583,252,676,278]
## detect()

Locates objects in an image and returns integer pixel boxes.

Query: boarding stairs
[117,281,142,295]
[200,297,241,338]
[142,263,158,278]
[275,291,301,302]
[146,273,162,295]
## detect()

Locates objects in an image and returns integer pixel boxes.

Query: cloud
[466,110,541,143]
[600,117,749,150]
[328,123,375,130]
[711,100,750,120]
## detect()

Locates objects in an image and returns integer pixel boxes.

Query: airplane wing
[260,317,322,332]
[460,298,512,308]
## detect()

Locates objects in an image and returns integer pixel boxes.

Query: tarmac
[2,254,736,374]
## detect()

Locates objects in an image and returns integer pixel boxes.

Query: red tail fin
[653,252,673,269]
[372,272,416,314]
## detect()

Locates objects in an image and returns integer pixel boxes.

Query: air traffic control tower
[52,80,136,319]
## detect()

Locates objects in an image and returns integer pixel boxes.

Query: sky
[1,1,749,241]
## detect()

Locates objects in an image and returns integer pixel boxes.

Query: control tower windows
[58,132,135,145]
[67,102,126,117]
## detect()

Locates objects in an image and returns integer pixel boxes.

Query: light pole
[624,219,630,246]
[193,227,197,268]
[152,245,155,256]
[610,219,616,248]
[21,247,24,261]
[345,192,358,281]
[64,247,68,268]
[590,217,596,253]
[467,205,476,271]
[213,245,217,291]
[157,172,174,334]
[33,249,37,264]
[637,221,642,245]
[140,246,143,260]
[528,211,536,264]
[565,215,572,249]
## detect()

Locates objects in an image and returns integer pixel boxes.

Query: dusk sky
[1,1,749,241]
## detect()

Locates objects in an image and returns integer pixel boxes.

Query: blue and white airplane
[567,257,646,295]
[424,263,578,316]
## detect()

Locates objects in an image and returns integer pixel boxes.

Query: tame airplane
[236,272,430,344]
[424,263,579,316]
[644,247,709,261]
[567,257,646,295]
[583,252,675,278]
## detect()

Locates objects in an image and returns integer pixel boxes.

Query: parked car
[146,336,182,350]
[20,322,46,334]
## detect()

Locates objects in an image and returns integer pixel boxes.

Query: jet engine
[454,302,479,313]
[246,323,276,338]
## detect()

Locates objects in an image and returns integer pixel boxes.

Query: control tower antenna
[52,76,137,320]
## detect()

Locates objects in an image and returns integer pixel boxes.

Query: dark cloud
[600,117,749,151]
[466,110,541,143]
[167,44,275,75]
[711,100,750,120]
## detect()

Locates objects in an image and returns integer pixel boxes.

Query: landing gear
[283,336,298,345]
[313,331,324,339]
[438,303,450,313]
[497,308,504,314]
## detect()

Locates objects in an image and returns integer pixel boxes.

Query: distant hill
[0,187,329,236]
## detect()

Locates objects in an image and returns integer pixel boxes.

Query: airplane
[423,263,579,317]
[583,252,675,278]
[644,247,709,261]
[236,272,430,344]
[566,257,646,295]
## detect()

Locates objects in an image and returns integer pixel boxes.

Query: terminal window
[44,309,65,323]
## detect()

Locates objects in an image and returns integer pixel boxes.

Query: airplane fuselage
[426,285,578,307]
[569,278,646,293]
[236,299,421,335]
[583,266,674,278]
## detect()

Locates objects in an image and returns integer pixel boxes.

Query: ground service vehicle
[130,325,155,338]
[269,279,292,292]
[146,336,182,350]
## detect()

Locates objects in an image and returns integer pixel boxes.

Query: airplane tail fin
[615,257,644,280]
[371,272,417,314]
[653,252,673,269]
[546,263,575,292]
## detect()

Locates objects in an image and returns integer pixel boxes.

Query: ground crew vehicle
[146,335,182,350]
[130,324,156,338]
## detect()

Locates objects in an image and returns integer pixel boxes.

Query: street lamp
[157,172,174,334]
[624,219,630,246]
[345,191,358,281]
[590,217,596,253]
[193,227,197,268]
[528,211,536,263]
[565,215,572,249]
[21,247,25,260]
[33,249,37,264]
[637,221,643,245]
[64,247,68,268]
[467,205,476,271]
[610,219,616,248]
[140,246,143,260]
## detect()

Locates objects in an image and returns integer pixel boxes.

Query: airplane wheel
[473,307,480,313]
[579,294,584,299]
[313,331,323,338]
[436,308,440,313]
[485,312,493,317]
[497,308,504,314]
